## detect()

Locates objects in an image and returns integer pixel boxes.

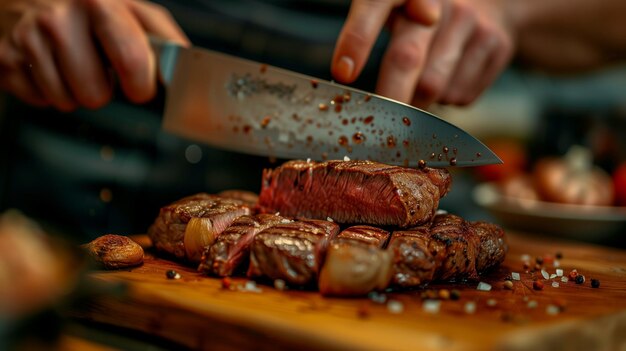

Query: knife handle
[148,35,180,86]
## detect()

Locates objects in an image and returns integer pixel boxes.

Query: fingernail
[335,56,354,82]
[427,0,441,22]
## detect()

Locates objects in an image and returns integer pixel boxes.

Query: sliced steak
[428,214,480,281]
[199,214,289,276]
[319,226,392,296]
[388,226,436,287]
[147,193,251,263]
[258,160,451,228]
[471,221,508,272]
[390,214,506,287]
[217,190,259,207]
[248,219,339,286]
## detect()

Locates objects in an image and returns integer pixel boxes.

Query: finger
[442,30,512,105]
[0,67,49,107]
[128,0,190,46]
[331,0,402,83]
[405,0,442,26]
[0,37,24,69]
[38,3,111,109]
[376,15,436,103]
[86,0,155,103]
[16,22,76,111]
[411,3,475,107]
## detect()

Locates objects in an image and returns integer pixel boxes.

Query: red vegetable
[613,162,626,206]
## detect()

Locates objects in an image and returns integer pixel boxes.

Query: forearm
[510,0,626,72]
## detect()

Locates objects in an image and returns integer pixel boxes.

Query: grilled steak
[248,219,339,285]
[472,221,508,271]
[319,226,392,296]
[258,160,451,228]
[217,190,259,207]
[389,214,506,287]
[148,193,252,262]
[199,214,289,276]
[387,226,435,287]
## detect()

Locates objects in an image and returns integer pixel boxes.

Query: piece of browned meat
[389,214,506,287]
[217,190,259,207]
[199,214,289,276]
[319,226,392,296]
[248,219,339,286]
[148,193,252,263]
[472,221,508,271]
[257,160,451,228]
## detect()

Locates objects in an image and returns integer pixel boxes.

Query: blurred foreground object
[0,211,80,319]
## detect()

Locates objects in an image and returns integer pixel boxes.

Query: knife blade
[152,38,501,167]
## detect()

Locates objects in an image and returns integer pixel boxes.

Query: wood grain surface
[69,232,626,351]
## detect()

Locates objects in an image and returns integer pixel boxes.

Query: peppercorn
[568,269,578,281]
[591,279,600,288]
[504,280,514,290]
[535,256,544,265]
[533,281,544,290]
[221,277,232,289]
[450,289,461,300]
[555,252,563,260]
[438,289,450,300]
[575,275,585,284]
[166,269,180,279]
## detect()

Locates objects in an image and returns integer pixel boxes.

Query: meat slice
[199,214,289,276]
[472,221,508,272]
[248,219,339,286]
[427,214,480,281]
[319,226,392,296]
[387,226,435,287]
[389,214,506,287]
[148,193,251,263]
[217,190,259,207]
[258,160,451,228]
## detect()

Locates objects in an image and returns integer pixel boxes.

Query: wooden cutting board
[70,232,626,351]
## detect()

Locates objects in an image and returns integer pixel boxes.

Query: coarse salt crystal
[511,272,521,281]
[556,269,564,277]
[387,300,404,314]
[306,158,311,163]
[554,260,561,268]
[464,302,477,314]
[436,209,448,215]
[550,274,557,279]
[343,156,351,161]
[326,217,334,222]
[486,299,497,307]
[477,282,492,291]
[239,281,262,293]
[552,282,560,288]
[541,270,550,280]
[274,279,286,291]
[527,300,538,309]
[369,292,387,304]
[561,276,569,283]
[422,300,441,314]
[546,305,560,316]
[520,254,531,262]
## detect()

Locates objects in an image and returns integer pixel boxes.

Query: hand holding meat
[0,0,189,110]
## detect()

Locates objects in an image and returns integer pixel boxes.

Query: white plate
[473,182,626,242]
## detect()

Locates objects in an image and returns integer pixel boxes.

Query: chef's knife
[152,38,501,167]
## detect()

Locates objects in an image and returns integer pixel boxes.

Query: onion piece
[184,217,217,263]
